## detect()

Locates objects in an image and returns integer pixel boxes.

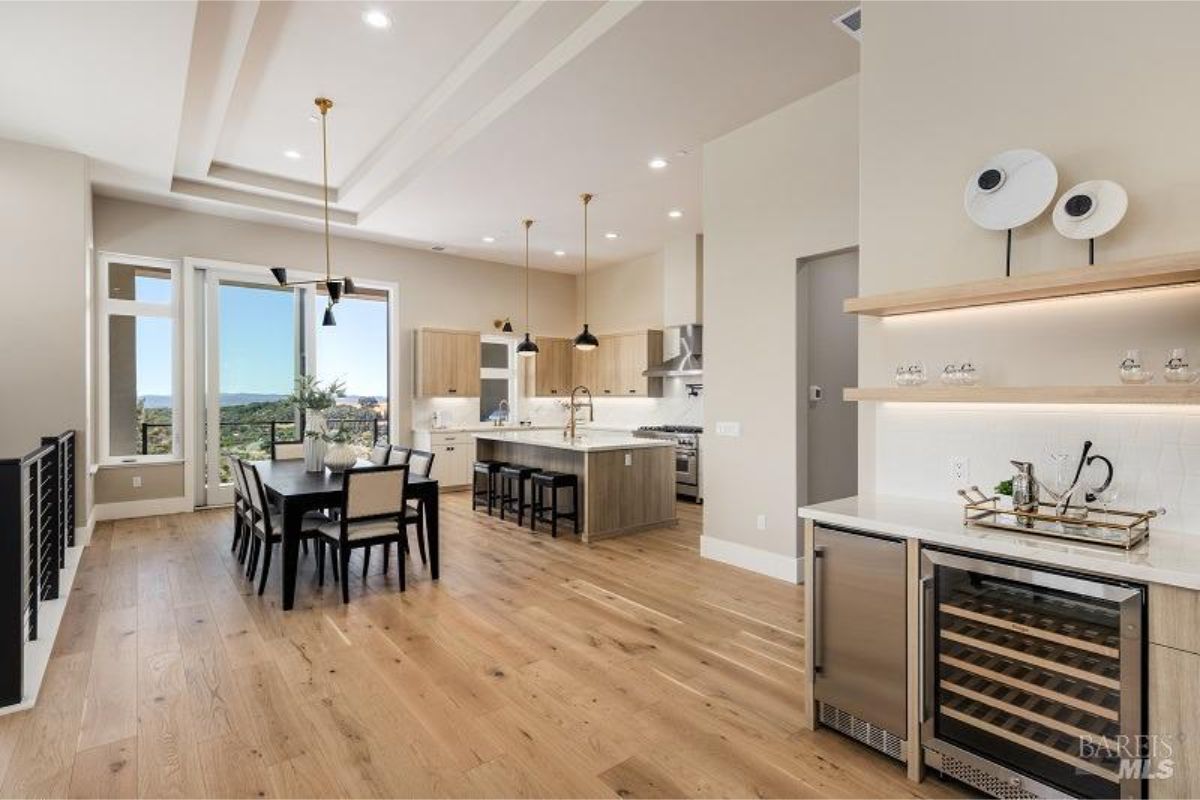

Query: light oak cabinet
[569,330,663,398]
[415,329,481,397]
[411,430,475,489]
[533,337,574,397]
[1148,583,1200,798]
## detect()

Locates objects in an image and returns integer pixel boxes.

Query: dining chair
[387,445,412,466]
[229,455,253,562]
[239,459,327,595]
[364,448,433,577]
[368,443,390,466]
[272,440,305,460]
[316,464,410,602]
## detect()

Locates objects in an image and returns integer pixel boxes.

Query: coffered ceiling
[0,0,858,270]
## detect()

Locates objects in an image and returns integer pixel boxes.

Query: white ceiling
[0,0,859,271]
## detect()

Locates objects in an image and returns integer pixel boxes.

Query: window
[310,289,390,450]
[99,254,182,462]
[480,336,516,422]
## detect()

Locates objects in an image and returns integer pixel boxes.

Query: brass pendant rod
[523,219,533,330]
[581,193,592,322]
[316,97,334,282]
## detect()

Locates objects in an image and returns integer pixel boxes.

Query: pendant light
[269,96,357,326]
[516,219,539,357]
[573,193,599,350]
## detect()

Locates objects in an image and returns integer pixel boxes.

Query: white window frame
[96,252,184,464]
[480,335,518,422]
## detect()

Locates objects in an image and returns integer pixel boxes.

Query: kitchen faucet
[565,385,594,440]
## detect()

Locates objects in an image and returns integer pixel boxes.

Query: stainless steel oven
[920,548,1145,799]
[634,426,702,502]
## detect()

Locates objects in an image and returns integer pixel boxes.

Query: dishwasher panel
[812,525,908,756]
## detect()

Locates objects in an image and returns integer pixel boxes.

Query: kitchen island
[473,430,677,541]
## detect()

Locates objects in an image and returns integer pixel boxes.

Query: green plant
[322,426,355,445]
[995,479,1013,497]
[284,374,346,414]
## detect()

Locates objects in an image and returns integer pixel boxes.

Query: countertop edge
[471,431,676,453]
[799,495,1200,592]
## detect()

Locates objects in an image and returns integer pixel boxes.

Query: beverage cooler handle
[918,574,933,723]
[811,545,824,674]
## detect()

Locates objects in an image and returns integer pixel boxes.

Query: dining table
[253,459,439,610]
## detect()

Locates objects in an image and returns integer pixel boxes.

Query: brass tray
[962,497,1154,550]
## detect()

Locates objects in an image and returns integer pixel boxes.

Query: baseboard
[76,506,96,546]
[700,535,802,584]
[0,543,85,716]
[93,496,192,521]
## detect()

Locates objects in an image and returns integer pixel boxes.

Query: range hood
[645,324,702,377]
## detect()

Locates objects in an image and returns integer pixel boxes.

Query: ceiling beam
[171,177,356,225]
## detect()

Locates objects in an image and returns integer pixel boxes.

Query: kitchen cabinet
[1148,583,1200,798]
[533,337,574,397]
[412,430,475,489]
[569,330,664,398]
[415,329,481,397]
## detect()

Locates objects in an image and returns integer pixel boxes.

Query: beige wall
[92,196,578,505]
[94,463,184,503]
[858,2,1200,496]
[701,76,859,569]
[577,250,664,333]
[0,138,91,523]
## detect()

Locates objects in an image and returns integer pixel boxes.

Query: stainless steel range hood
[644,324,702,377]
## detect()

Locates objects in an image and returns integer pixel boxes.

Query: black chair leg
[301,538,309,556]
[317,540,326,587]
[362,546,371,579]
[247,537,260,581]
[331,543,340,583]
[517,480,526,527]
[416,511,427,565]
[382,542,390,574]
[257,539,274,595]
[340,547,351,604]
[499,477,508,521]
[398,541,406,593]
[551,487,559,539]
[531,484,540,533]
[488,473,496,515]
[573,484,580,534]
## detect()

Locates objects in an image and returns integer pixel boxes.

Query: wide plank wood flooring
[0,495,968,798]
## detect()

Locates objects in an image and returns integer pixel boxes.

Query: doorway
[798,249,858,506]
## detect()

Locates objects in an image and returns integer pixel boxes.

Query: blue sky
[135,277,388,399]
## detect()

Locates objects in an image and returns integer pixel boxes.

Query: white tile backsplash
[874,405,1200,534]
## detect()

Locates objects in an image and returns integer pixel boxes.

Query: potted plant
[284,375,346,472]
[322,426,359,474]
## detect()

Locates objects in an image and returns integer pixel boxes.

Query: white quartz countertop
[799,494,1200,591]
[473,429,675,453]
[414,424,556,433]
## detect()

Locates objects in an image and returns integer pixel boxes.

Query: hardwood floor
[0,495,967,798]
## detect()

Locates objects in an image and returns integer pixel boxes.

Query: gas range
[633,425,703,502]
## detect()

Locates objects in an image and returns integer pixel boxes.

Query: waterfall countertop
[472,429,675,453]
[799,494,1200,591]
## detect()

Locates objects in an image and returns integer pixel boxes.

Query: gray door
[801,250,858,505]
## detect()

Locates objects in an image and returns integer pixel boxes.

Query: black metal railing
[140,417,387,455]
[0,429,76,707]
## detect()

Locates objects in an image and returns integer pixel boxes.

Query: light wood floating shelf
[844,251,1200,316]
[844,386,1200,404]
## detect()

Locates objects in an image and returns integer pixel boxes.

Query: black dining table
[253,459,439,610]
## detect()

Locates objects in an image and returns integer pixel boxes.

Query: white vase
[324,443,358,473]
[304,411,327,472]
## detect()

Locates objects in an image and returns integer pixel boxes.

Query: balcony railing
[139,418,388,456]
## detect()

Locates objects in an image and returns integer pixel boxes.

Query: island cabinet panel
[1148,583,1200,799]
[415,329,481,397]
[584,446,675,538]
[533,337,574,397]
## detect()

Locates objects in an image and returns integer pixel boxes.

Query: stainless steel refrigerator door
[812,525,908,738]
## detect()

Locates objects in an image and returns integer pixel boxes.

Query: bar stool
[530,471,580,538]
[498,465,540,526]
[472,460,507,515]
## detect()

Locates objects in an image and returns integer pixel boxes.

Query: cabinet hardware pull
[918,574,933,723]
[812,545,824,674]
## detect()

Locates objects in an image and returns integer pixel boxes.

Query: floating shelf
[844,385,1200,405]
[844,251,1200,316]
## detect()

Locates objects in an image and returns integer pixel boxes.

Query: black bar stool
[530,471,580,538]
[498,465,540,526]
[471,460,507,515]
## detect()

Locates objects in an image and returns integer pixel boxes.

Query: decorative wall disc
[1052,179,1128,240]
[964,148,1058,231]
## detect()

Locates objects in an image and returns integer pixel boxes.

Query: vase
[324,443,358,474]
[304,411,328,472]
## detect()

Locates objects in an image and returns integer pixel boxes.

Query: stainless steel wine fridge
[920,549,1145,799]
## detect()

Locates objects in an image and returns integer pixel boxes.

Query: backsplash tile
[874,405,1200,534]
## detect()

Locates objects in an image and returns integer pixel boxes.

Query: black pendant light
[516,218,540,357]
[269,97,357,320]
[573,193,599,351]
[501,318,514,333]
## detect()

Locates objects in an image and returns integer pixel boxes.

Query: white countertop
[414,424,556,433]
[473,429,676,453]
[799,494,1200,591]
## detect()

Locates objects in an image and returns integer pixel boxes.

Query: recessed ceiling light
[482,236,496,243]
[554,249,566,257]
[668,209,683,219]
[648,157,668,170]
[362,9,392,29]
[283,149,302,159]
[604,232,619,239]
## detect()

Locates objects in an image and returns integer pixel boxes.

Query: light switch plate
[624,453,632,466]
[132,476,142,488]
[716,421,741,437]
[756,514,767,531]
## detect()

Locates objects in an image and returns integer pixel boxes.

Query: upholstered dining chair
[229,455,253,563]
[368,443,390,465]
[238,459,327,595]
[271,440,305,460]
[363,448,433,577]
[317,464,410,602]
[386,445,411,466]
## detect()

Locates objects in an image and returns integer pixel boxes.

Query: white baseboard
[700,535,802,584]
[76,506,95,546]
[93,496,192,521]
[0,543,85,715]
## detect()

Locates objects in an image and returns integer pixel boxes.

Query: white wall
[701,76,860,578]
[578,250,664,333]
[0,138,91,522]
[859,2,1200,528]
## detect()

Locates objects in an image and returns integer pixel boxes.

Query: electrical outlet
[949,456,969,482]
[624,452,632,467]
[132,475,142,488]
[756,514,767,531]
[716,421,741,437]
